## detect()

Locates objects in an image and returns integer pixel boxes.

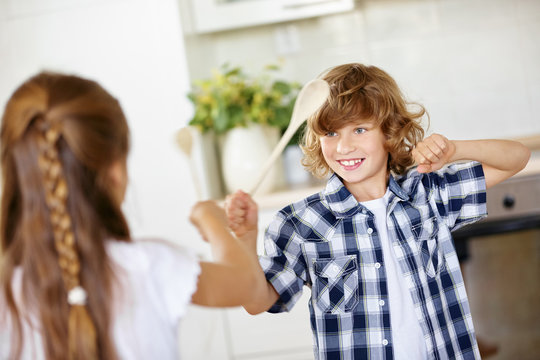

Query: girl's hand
[190,200,227,242]
[412,133,456,173]
[224,190,258,252]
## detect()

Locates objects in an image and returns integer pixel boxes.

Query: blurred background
[1,0,539,359]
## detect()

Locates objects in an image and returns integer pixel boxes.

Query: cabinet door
[179,294,313,360]
[189,0,354,34]
[224,292,313,359]
[179,306,232,359]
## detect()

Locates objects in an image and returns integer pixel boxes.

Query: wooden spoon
[247,78,330,196]
[176,126,203,200]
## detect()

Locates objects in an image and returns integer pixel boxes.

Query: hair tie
[67,286,88,306]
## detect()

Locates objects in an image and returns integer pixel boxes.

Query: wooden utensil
[247,78,330,196]
[176,126,203,200]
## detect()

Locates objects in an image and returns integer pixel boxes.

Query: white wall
[0,0,205,250]
[180,0,540,141]
[0,1,229,357]
[2,1,311,359]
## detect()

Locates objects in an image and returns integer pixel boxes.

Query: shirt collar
[323,173,409,218]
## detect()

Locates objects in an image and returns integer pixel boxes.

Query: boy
[225,63,530,359]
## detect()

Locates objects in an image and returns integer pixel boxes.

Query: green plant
[188,64,301,137]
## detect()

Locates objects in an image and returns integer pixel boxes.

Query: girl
[0,72,265,359]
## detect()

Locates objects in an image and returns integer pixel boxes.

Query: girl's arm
[189,200,277,310]
[412,134,531,188]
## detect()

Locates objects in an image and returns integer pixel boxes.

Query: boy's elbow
[243,277,277,315]
[519,145,532,170]
[244,305,262,315]
[243,301,271,315]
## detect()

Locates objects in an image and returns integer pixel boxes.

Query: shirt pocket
[412,216,444,278]
[312,255,359,314]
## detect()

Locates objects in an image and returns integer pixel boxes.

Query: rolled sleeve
[429,161,487,231]
[259,211,307,313]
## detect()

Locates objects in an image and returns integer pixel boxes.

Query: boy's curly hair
[301,63,427,178]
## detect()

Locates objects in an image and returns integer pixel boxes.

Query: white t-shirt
[0,238,201,360]
[361,191,428,360]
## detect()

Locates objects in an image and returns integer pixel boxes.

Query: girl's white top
[0,238,201,360]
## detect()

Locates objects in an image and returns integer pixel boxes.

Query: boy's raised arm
[225,191,280,314]
[225,190,259,252]
[412,134,531,188]
[450,138,530,188]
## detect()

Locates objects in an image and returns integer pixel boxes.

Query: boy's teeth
[341,159,361,166]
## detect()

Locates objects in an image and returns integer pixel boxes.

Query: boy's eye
[354,128,366,134]
[325,131,337,137]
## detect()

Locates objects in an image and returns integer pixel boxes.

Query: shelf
[254,183,324,210]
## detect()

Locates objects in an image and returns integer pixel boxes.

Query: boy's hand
[190,200,227,242]
[412,134,456,173]
[225,190,259,252]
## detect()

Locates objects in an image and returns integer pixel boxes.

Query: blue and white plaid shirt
[260,161,487,359]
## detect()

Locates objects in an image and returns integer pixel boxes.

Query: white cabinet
[222,208,314,359]
[224,293,313,359]
[188,0,354,34]
[179,208,314,359]
[180,293,313,360]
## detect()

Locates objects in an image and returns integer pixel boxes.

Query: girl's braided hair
[1,72,131,360]
[37,118,96,357]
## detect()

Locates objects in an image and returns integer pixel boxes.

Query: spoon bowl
[176,126,193,156]
[247,78,330,195]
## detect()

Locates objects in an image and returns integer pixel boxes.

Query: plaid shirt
[260,161,487,360]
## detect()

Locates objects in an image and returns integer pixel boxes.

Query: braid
[36,118,98,360]
[2,72,128,360]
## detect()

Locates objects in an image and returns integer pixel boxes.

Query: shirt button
[379,300,385,306]
[361,208,367,214]
[367,228,373,234]
[382,339,389,346]
[374,262,381,269]
[331,264,340,274]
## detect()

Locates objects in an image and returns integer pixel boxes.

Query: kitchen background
[0,0,539,359]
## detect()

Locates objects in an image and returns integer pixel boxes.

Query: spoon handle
[189,158,203,201]
[247,125,299,196]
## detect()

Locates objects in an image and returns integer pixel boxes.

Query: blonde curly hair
[301,63,427,178]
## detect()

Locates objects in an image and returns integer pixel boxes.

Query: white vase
[190,128,225,200]
[283,144,311,186]
[221,123,279,195]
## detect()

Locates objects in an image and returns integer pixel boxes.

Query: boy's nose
[337,136,355,154]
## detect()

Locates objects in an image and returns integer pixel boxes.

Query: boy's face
[320,121,389,198]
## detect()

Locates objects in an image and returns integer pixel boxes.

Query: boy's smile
[320,122,389,201]
[337,158,365,170]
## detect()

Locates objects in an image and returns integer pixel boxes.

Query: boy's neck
[344,174,389,203]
